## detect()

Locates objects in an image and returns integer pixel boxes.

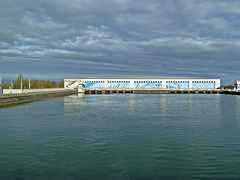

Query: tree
[14,73,23,89]
[6,73,64,89]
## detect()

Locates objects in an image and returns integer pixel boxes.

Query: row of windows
[83,81,131,83]
[83,80,216,83]
[166,81,215,83]
[108,81,130,83]
[166,81,189,83]
[134,81,162,83]
[83,81,105,83]
[192,81,215,83]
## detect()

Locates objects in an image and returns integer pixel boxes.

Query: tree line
[2,74,64,89]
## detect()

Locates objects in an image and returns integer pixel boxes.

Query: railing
[0,93,30,98]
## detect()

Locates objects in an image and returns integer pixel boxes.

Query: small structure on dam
[234,80,240,91]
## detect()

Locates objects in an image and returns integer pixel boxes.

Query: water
[1,94,240,179]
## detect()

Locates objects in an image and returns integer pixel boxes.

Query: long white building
[64,78,221,89]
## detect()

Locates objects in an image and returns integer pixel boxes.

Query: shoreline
[0,90,76,107]
[1,89,239,108]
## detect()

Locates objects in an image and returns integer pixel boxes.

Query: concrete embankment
[0,90,76,107]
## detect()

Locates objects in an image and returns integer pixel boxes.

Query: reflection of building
[64,78,221,89]
[234,80,240,90]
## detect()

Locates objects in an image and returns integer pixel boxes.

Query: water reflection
[214,94,221,127]
[160,94,167,117]
[219,95,238,129]
[64,94,85,106]
[1,94,240,179]
[63,94,85,114]
[0,103,30,113]
[103,94,110,110]
[235,96,240,128]
[187,94,193,121]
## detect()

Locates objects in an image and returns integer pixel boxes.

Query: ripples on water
[1,94,240,179]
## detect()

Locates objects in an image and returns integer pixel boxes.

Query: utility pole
[0,77,2,94]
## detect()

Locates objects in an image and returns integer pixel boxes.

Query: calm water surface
[1,94,240,179]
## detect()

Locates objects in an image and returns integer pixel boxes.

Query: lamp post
[0,77,2,94]
[11,78,13,89]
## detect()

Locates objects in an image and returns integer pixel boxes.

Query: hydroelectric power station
[64,78,222,94]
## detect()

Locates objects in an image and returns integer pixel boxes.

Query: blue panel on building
[85,82,105,88]
[0,83,2,94]
[107,83,130,88]
[166,83,189,88]
[192,83,215,88]
[134,83,162,88]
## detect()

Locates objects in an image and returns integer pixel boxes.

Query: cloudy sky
[0,0,240,84]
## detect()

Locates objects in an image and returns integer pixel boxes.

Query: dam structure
[64,78,221,94]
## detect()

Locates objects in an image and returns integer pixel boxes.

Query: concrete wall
[3,89,23,94]
[23,88,66,93]
[3,88,66,94]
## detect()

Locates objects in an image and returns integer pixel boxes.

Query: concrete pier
[82,88,240,95]
[82,88,228,95]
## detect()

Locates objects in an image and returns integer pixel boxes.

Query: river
[1,94,240,179]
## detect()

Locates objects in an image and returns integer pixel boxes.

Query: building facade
[64,78,221,89]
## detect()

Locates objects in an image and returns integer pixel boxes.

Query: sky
[0,0,240,84]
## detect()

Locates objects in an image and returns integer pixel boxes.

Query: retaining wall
[0,90,76,107]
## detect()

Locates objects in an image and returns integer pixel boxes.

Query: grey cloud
[0,0,240,84]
